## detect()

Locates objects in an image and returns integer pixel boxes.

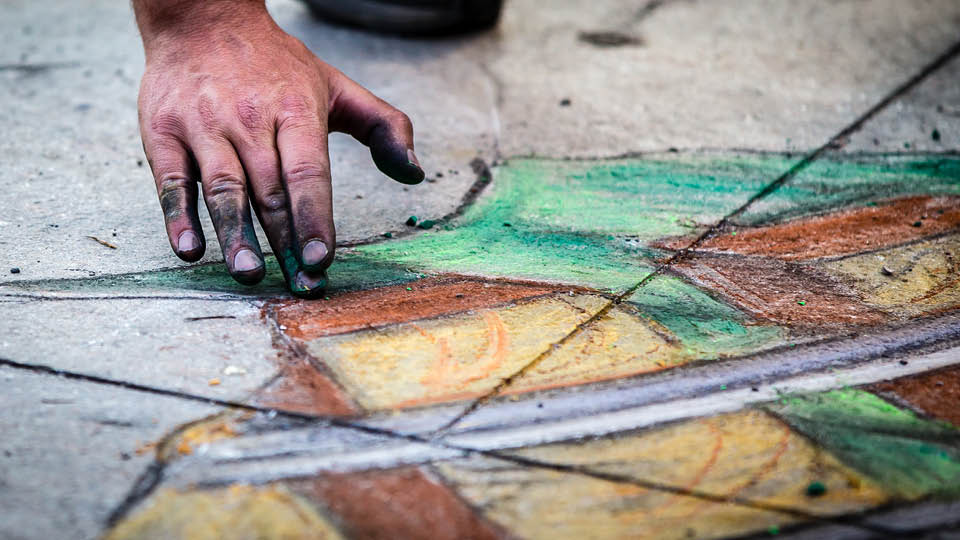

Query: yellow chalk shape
[158,413,247,462]
[825,233,960,318]
[437,411,888,539]
[506,305,691,394]
[104,485,341,540]
[305,294,608,409]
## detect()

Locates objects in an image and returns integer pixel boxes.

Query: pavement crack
[0,61,82,74]
[105,461,166,528]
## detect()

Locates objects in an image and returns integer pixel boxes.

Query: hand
[134,0,424,297]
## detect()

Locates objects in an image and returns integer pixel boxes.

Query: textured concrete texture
[3,0,960,538]
[0,365,217,540]
[844,53,960,153]
[488,0,960,157]
[0,298,277,400]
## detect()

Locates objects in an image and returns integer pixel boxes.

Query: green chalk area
[15,253,421,296]
[766,389,960,500]
[737,155,960,226]
[626,274,784,357]
[358,155,793,292]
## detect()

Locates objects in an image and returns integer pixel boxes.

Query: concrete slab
[843,54,960,152]
[487,0,960,157]
[0,298,277,401]
[0,365,217,540]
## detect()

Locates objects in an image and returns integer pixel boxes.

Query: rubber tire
[304,0,504,36]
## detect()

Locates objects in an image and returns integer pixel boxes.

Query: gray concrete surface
[0,365,217,540]
[844,53,960,153]
[487,0,960,157]
[0,298,277,401]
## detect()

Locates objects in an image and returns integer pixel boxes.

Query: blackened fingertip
[230,249,265,286]
[176,230,204,261]
[231,267,266,286]
[370,143,425,185]
[407,149,421,169]
[300,239,330,269]
[290,270,328,298]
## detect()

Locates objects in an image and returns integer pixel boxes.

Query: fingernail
[294,270,327,292]
[407,148,421,169]
[233,249,262,272]
[301,239,328,266]
[178,230,200,253]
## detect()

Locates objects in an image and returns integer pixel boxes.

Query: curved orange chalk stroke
[458,311,510,387]
[616,420,723,537]
[680,421,792,524]
[417,325,455,389]
[650,421,725,516]
[723,423,792,499]
[419,312,510,393]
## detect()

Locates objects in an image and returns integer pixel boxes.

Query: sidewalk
[2,1,960,538]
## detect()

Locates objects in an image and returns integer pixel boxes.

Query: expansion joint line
[431,37,960,436]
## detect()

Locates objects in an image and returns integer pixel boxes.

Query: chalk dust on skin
[668,254,888,328]
[287,466,504,540]
[267,276,579,340]
[658,196,960,261]
[869,365,960,428]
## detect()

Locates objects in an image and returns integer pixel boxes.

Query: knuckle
[390,110,413,130]
[255,183,287,213]
[149,110,186,138]
[236,97,268,133]
[284,163,329,187]
[276,95,317,126]
[157,173,193,195]
[204,171,246,196]
[195,94,230,135]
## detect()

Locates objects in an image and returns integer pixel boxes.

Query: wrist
[134,0,273,54]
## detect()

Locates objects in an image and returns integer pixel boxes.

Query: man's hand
[133,0,424,297]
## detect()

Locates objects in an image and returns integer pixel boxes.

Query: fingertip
[230,249,266,286]
[300,239,333,272]
[175,230,205,262]
[289,269,328,298]
[371,146,425,185]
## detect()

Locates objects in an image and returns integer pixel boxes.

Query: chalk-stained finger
[190,134,266,285]
[144,135,205,262]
